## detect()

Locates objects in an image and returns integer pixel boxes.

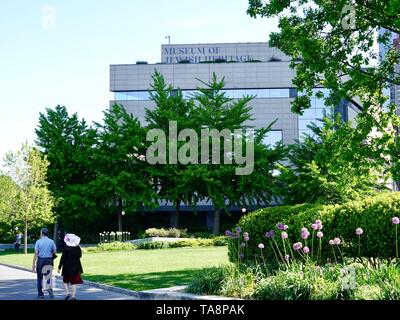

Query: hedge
[229,192,400,263]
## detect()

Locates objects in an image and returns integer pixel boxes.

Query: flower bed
[229,192,400,264]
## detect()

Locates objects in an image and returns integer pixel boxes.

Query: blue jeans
[36,258,53,296]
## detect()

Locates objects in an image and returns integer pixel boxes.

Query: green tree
[247,0,400,114]
[277,113,389,204]
[3,144,55,254]
[145,71,199,227]
[247,0,400,183]
[91,104,158,232]
[35,105,98,239]
[0,175,18,227]
[191,74,285,234]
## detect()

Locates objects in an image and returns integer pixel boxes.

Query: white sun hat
[64,233,81,247]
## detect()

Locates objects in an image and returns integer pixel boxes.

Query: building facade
[110,42,357,146]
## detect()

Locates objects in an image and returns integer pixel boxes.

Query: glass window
[245,89,259,97]
[262,130,283,148]
[234,90,247,99]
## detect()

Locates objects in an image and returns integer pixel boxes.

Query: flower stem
[331,246,337,264]
[396,224,398,260]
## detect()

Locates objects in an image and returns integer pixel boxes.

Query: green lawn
[0,246,228,291]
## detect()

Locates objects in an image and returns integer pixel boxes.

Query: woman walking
[58,233,83,300]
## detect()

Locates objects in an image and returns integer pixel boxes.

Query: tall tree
[247,0,400,181]
[191,74,284,234]
[145,71,199,227]
[0,175,18,226]
[35,105,97,238]
[3,144,55,254]
[91,104,158,231]
[247,0,400,113]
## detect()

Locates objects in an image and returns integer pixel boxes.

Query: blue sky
[0,0,277,164]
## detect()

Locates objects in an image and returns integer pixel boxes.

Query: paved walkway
[0,264,136,300]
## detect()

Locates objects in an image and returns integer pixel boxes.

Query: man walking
[32,228,57,299]
[14,233,23,252]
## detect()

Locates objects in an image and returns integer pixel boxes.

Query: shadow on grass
[84,268,202,291]
[0,249,35,256]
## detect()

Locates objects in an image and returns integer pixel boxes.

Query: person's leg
[71,284,77,299]
[43,259,54,298]
[63,282,71,299]
[36,259,44,297]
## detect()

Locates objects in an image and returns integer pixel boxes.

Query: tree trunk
[53,217,58,244]
[170,201,180,228]
[212,209,220,235]
[118,197,123,232]
[24,221,28,255]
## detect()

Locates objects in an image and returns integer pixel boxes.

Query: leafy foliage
[232,192,400,264]
[278,113,389,204]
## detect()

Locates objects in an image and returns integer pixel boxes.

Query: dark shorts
[63,274,83,285]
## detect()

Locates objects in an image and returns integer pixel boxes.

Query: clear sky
[0,0,277,164]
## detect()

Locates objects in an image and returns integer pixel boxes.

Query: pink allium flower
[277,223,285,230]
[243,232,249,238]
[317,231,324,238]
[281,232,288,239]
[265,230,275,238]
[356,228,363,236]
[301,231,310,240]
[334,238,341,245]
[293,242,303,251]
[303,247,310,254]
[284,255,290,262]
[301,227,308,233]
[392,217,400,225]
[244,236,250,242]
[283,225,289,230]
[315,219,322,226]
[311,223,318,231]
[329,240,335,245]
[258,243,265,249]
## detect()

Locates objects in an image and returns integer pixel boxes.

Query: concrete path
[0,264,136,300]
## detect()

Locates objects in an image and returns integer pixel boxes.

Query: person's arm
[32,242,38,272]
[58,249,65,273]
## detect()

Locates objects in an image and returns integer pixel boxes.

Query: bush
[186,267,226,295]
[136,241,166,250]
[168,239,214,248]
[231,192,400,264]
[144,228,188,238]
[96,242,136,252]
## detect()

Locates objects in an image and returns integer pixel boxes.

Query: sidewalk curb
[0,262,237,300]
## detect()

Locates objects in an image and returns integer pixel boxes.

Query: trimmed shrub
[96,241,136,252]
[136,242,166,250]
[230,192,400,264]
[144,228,188,238]
[168,239,214,248]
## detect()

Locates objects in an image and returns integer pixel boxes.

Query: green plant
[144,228,188,238]
[231,193,400,264]
[136,241,166,250]
[96,241,136,251]
[168,239,215,248]
[186,267,226,295]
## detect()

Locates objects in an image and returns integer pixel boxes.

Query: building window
[262,130,283,148]
[114,88,291,101]
[298,89,333,140]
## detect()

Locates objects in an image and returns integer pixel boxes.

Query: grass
[0,246,228,291]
